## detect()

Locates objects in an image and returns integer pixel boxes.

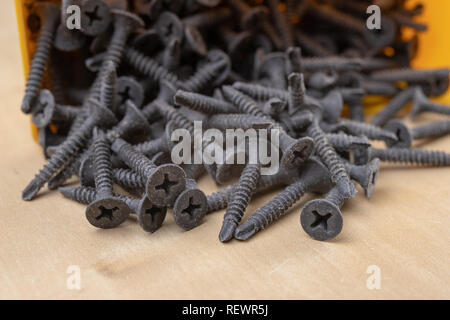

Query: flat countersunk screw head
[300,198,343,241]
[137,197,167,233]
[384,120,412,148]
[80,0,112,36]
[173,179,207,231]
[86,130,131,229]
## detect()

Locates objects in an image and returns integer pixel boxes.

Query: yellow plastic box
[15,0,450,141]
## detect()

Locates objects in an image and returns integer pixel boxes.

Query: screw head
[300,199,343,241]
[137,197,167,233]
[111,9,145,32]
[80,0,112,36]
[184,25,207,56]
[155,11,183,45]
[86,198,131,229]
[363,16,397,49]
[32,89,56,128]
[384,119,412,148]
[146,164,187,207]
[132,29,163,55]
[281,137,315,170]
[117,77,144,108]
[54,25,87,52]
[364,158,380,198]
[173,188,207,231]
[199,49,231,86]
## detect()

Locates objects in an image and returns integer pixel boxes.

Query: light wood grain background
[0,1,449,299]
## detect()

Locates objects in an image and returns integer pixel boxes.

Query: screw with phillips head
[343,159,380,198]
[173,179,207,231]
[85,129,131,229]
[23,100,117,201]
[80,0,112,36]
[409,88,450,119]
[59,186,167,233]
[234,158,333,241]
[385,119,450,148]
[32,90,81,128]
[371,87,416,127]
[112,138,186,207]
[21,3,60,114]
[300,185,347,241]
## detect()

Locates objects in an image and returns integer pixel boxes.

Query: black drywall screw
[354,147,450,167]
[174,90,237,114]
[234,158,333,241]
[173,179,207,231]
[59,186,167,233]
[326,133,371,152]
[371,68,450,83]
[205,166,295,215]
[22,100,117,201]
[301,57,361,72]
[409,88,450,119]
[182,7,232,29]
[50,101,150,190]
[111,138,186,207]
[205,113,267,131]
[21,3,60,114]
[385,119,450,148]
[305,106,357,200]
[38,127,66,159]
[260,20,284,51]
[103,9,144,68]
[371,87,416,127]
[32,90,81,128]
[219,163,261,242]
[254,52,287,89]
[124,48,183,87]
[183,52,230,92]
[300,185,346,241]
[347,98,364,123]
[222,86,315,169]
[112,168,146,194]
[117,76,144,109]
[162,38,181,72]
[266,0,294,49]
[295,30,333,57]
[219,27,253,60]
[287,73,305,115]
[80,0,112,36]
[67,60,119,136]
[227,0,268,30]
[307,1,396,49]
[262,98,286,118]
[48,145,91,190]
[329,118,398,145]
[343,159,380,198]
[85,129,131,229]
[285,47,302,75]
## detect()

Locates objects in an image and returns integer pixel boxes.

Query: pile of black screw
[20,0,450,242]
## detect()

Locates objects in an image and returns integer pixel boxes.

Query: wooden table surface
[0,1,449,299]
